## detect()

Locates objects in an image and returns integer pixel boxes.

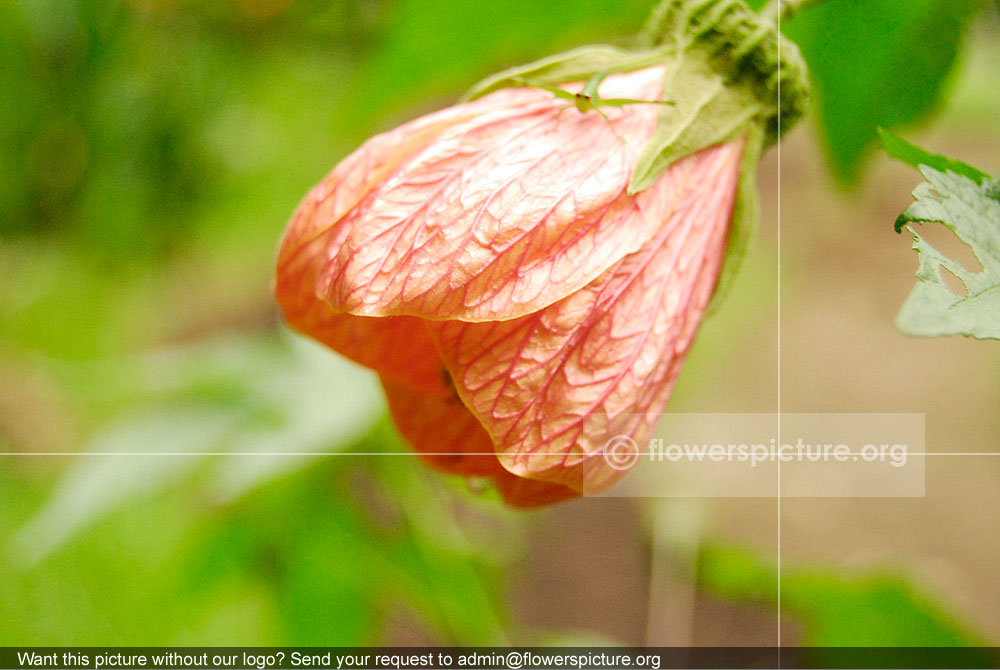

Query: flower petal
[294,312,447,394]
[275,105,479,394]
[315,68,671,321]
[276,85,551,345]
[430,139,745,492]
[381,375,502,477]
[492,472,579,508]
[381,376,578,506]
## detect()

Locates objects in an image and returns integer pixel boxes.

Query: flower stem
[636,0,674,49]
[761,0,824,22]
[638,0,825,49]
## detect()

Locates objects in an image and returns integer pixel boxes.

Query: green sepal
[460,0,807,314]
[461,45,675,102]
[707,123,765,313]
[463,1,808,196]
[628,0,808,193]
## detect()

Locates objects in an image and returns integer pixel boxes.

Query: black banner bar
[2,646,998,670]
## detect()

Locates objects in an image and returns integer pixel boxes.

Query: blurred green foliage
[1,0,997,650]
[699,544,986,646]
[699,544,998,666]
[1,416,520,644]
[782,0,987,183]
[0,0,652,646]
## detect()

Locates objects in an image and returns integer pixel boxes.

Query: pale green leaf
[210,336,384,502]
[7,406,240,567]
[7,334,385,564]
[894,166,1000,339]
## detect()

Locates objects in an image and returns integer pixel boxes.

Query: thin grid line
[0,451,991,457]
[776,1,784,661]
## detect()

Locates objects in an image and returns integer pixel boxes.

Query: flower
[275,65,747,506]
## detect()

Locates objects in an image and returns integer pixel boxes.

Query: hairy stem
[762,0,825,22]
[638,0,824,49]
[636,0,674,49]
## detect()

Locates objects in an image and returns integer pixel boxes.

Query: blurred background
[1,0,999,655]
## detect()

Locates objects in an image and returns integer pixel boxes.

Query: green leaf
[698,544,993,658]
[893,165,1000,340]
[782,0,985,183]
[880,129,992,185]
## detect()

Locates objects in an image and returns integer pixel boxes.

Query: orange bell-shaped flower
[275,66,745,506]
